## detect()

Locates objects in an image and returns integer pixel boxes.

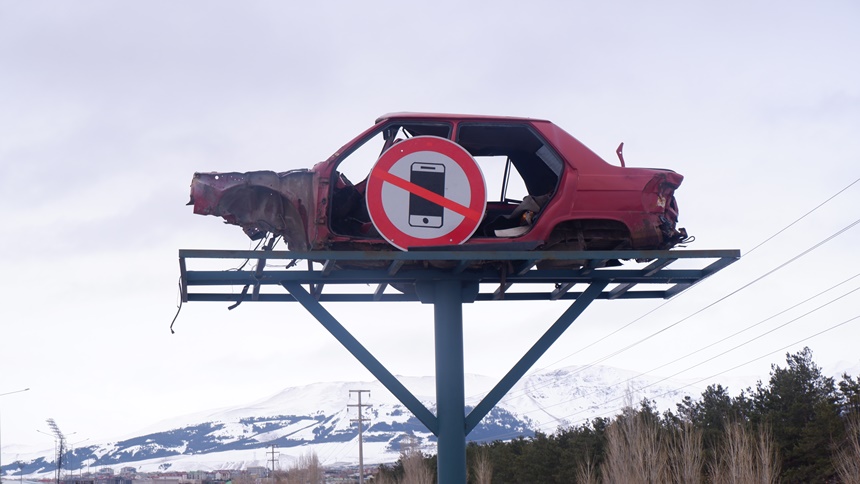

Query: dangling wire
[170,277,183,334]
[228,233,279,310]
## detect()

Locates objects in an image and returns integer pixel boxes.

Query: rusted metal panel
[188,170,315,250]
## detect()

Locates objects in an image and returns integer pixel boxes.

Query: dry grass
[833,412,860,484]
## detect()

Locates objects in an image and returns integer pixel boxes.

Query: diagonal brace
[464,281,609,435]
[282,282,439,435]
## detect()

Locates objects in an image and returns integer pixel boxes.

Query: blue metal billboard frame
[178,248,738,483]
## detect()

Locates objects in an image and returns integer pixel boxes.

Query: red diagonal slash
[373,169,482,222]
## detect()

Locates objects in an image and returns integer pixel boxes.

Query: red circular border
[366,136,486,250]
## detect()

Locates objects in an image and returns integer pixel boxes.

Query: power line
[550,310,860,430]
[545,176,860,367]
[574,216,860,370]
[586,311,860,424]
[633,272,860,376]
[475,309,860,442]
[743,176,860,257]
[465,178,860,440]
[472,265,860,437]
[474,179,860,405]
[533,295,680,371]
[523,281,860,423]
[491,215,860,406]
[537,274,860,412]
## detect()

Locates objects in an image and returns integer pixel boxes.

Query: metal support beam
[550,282,575,301]
[179,248,738,484]
[663,255,738,299]
[433,280,467,484]
[373,283,388,301]
[282,282,438,434]
[608,257,677,300]
[465,281,608,435]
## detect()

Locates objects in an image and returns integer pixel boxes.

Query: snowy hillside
[3,365,700,477]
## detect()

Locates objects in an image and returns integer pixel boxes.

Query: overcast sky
[2,1,859,454]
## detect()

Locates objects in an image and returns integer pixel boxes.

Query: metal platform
[178,248,738,483]
[179,248,739,303]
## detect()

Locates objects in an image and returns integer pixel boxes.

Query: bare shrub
[710,421,779,484]
[711,422,753,484]
[393,434,433,484]
[601,409,668,483]
[283,451,324,484]
[755,424,780,484]
[471,447,492,484]
[232,474,258,484]
[575,451,599,484]
[400,450,433,484]
[668,421,703,484]
[833,412,860,484]
[370,470,397,484]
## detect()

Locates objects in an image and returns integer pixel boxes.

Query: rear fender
[641,171,683,215]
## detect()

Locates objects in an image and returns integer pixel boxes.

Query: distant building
[64,479,95,484]
[245,467,268,479]
[135,478,180,484]
[213,470,233,481]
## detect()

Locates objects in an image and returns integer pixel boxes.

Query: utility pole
[0,388,30,480]
[266,444,278,483]
[46,419,65,484]
[348,390,371,484]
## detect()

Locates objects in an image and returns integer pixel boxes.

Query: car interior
[330,121,562,239]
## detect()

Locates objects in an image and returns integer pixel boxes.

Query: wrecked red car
[188,113,688,254]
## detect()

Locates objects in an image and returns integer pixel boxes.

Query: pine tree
[837,373,860,415]
[751,347,843,483]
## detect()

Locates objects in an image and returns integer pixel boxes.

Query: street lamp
[44,420,66,484]
[68,438,88,480]
[36,430,57,482]
[0,388,30,483]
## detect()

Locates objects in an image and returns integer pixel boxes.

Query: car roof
[375,112,551,124]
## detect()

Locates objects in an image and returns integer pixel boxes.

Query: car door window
[457,123,562,237]
[330,122,451,237]
[334,123,452,188]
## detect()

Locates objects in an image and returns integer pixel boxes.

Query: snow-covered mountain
[3,365,700,477]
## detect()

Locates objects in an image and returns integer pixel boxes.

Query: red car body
[189,113,688,253]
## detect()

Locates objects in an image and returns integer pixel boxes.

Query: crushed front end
[188,170,316,251]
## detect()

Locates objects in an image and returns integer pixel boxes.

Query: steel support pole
[282,282,438,434]
[433,279,467,484]
[465,281,609,434]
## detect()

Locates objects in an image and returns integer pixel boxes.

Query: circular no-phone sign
[366,136,487,251]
